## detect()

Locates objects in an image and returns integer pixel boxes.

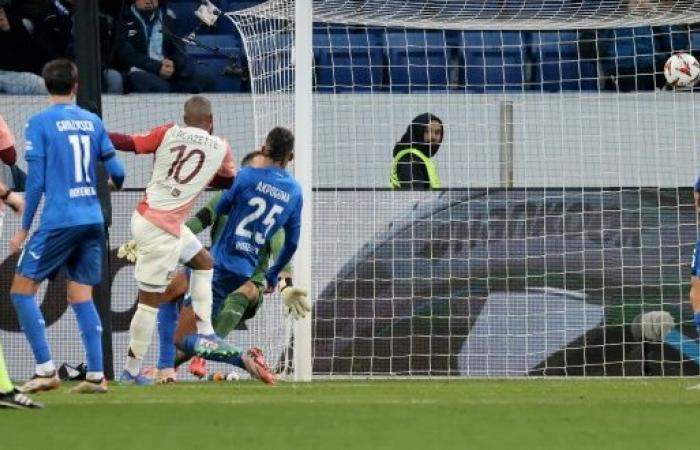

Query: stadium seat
[167,1,202,36]
[185,34,244,92]
[384,29,453,92]
[530,31,599,92]
[459,31,528,92]
[313,29,384,92]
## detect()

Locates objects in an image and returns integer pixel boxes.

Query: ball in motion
[664,52,700,88]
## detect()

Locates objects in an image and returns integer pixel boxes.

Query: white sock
[36,361,55,376]
[190,269,215,336]
[125,303,158,376]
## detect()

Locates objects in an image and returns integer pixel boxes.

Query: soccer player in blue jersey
[691,177,700,339]
[8,59,126,395]
[175,126,303,383]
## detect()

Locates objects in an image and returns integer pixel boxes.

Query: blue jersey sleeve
[265,191,303,287]
[97,120,125,189]
[695,173,700,192]
[22,118,46,231]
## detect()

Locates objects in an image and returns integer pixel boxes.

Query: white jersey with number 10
[131,123,236,236]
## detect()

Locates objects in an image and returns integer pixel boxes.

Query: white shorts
[131,212,203,291]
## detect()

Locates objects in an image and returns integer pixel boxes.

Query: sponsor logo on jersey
[69,187,97,198]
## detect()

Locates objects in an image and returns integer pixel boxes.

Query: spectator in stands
[33,0,124,93]
[114,0,214,93]
[389,113,443,190]
[0,0,46,94]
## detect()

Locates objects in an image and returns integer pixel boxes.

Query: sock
[190,269,215,335]
[694,312,700,336]
[0,342,14,393]
[179,333,244,368]
[664,329,700,363]
[157,301,179,369]
[11,293,53,368]
[71,300,104,380]
[213,292,249,338]
[125,303,158,376]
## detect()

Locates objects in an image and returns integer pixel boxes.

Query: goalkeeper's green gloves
[117,240,138,263]
[279,278,311,320]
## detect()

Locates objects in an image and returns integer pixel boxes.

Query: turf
[2,379,699,450]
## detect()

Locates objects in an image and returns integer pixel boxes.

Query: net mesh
[227,0,700,376]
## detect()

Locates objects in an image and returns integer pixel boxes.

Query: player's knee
[10,274,39,295]
[188,249,213,270]
[67,282,93,304]
[240,282,261,306]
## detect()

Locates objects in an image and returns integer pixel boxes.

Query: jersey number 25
[236,196,284,245]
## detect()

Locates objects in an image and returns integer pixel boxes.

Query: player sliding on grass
[174,126,303,383]
[109,95,239,384]
[120,151,309,383]
[9,59,126,395]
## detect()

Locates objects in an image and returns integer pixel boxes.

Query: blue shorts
[211,267,248,320]
[693,240,700,277]
[17,224,104,285]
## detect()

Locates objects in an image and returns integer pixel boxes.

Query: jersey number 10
[68,134,91,183]
[236,196,284,245]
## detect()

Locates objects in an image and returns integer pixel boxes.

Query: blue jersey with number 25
[24,103,116,230]
[213,166,302,277]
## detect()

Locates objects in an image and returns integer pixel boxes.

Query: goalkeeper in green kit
[118,151,310,383]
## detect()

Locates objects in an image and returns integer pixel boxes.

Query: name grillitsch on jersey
[56,120,95,132]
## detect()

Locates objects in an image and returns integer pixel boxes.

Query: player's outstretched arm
[108,124,172,154]
[186,191,222,234]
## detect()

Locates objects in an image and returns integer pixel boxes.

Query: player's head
[183,95,214,134]
[393,112,443,158]
[241,150,266,168]
[262,127,294,167]
[42,58,79,99]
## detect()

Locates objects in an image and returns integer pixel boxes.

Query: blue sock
[694,313,700,336]
[71,301,103,374]
[179,333,244,369]
[157,301,179,369]
[11,293,52,365]
[664,329,700,364]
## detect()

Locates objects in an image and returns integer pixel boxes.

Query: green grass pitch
[2,379,700,450]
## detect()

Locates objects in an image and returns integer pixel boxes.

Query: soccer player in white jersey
[109,95,236,384]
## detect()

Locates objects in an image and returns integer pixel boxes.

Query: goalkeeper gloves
[279,278,311,320]
[117,240,138,263]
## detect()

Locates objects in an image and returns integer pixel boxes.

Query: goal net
[226,0,700,377]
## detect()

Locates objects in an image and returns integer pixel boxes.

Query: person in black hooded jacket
[389,113,443,190]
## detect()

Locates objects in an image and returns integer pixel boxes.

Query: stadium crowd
[2,0,700,94]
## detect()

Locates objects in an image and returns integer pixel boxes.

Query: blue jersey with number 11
[24,103,116,230]
[213,166,302,277]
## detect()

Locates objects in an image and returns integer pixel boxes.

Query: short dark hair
[265,127,294,162]
[241,150,264,167]
[42,59,78,96]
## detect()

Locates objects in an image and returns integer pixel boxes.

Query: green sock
[214,292,249,338]
[0,342,15,393]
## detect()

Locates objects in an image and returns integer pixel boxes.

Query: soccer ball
[664,52,700,88]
